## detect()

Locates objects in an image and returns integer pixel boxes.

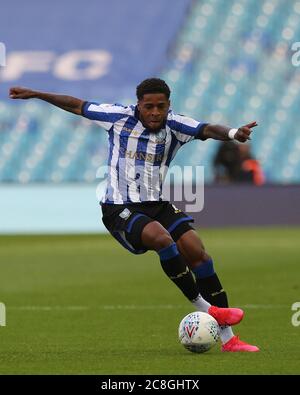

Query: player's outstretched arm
[9,87,84,115]
[202,122,257,143]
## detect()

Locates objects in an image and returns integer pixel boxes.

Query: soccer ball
[178,311,220,353]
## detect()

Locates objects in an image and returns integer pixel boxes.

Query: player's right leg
[139,221,207,306]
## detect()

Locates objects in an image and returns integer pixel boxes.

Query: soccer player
[9,78,259,352]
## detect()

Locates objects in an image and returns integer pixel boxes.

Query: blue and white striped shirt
[83,102,208,204]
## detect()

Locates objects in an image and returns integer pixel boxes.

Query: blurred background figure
[213,141,265,185]
[238,144,265,186]
[213,141,240,184]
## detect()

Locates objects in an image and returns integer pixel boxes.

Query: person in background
[213,141,264,185]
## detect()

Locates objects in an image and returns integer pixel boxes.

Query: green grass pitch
[0,227,299,375]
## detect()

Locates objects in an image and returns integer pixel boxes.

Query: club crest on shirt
[155,129,166,143]
[119,208,132,220]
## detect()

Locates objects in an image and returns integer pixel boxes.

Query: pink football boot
[222,335,260,352]
[208,305,244,326]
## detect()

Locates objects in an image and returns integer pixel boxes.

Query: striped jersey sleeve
[167,111,209,144]
[82,102,130,131]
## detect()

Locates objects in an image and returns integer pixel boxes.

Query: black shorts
[101,201,195,254]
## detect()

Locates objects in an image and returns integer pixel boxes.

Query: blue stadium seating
[1,0,300,183]
[163,0,300,183]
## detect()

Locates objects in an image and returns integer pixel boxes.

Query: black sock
[158,243,199,301]
[192,259,229,307]
[197,274,229,307]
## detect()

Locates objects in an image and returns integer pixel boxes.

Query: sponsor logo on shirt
[124,150,163,163]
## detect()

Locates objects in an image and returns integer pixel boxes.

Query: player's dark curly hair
[136,78,171,100]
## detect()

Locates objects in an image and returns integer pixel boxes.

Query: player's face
[138,93,170,131]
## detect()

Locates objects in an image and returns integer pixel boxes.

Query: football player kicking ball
[9,78,259,352]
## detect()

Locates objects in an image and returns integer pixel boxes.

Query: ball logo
[185,324,197,339]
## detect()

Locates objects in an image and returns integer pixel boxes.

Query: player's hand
[9,87,36,100]
[235,121,257,143]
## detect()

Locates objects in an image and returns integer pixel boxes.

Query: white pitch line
[242,304,288,309]
[8,304,289,311]
[9,306,89,311]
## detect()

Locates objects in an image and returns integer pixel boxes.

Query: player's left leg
[175,229,259,352]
